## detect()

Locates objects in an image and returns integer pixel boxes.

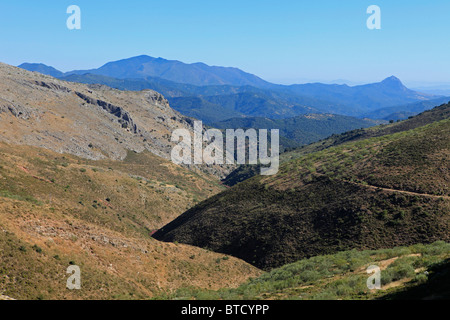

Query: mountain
[57,73,435,122]
[17,63,64,78]
[199,92,323,119]
[169,96,245,124]
[59,73,190,97]
[153,105,450,270]
[1,62,189,161]
[4,63,246,182]
[362,96,450,121]
[1,62,236,176]
[283,101,450,160]
[57,74,335,123]
[65,55,273,87]
[170,92,328,124]
[19,58,439,121]
[278,76,435,115]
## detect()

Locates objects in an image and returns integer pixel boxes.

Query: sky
[1,0,450,86]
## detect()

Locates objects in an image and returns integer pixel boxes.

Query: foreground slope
[158,242,450,300]
[154,116,450,270]
[0,142,261,299]
[0,61,260,299]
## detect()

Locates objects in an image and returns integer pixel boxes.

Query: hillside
[158,242,450,300]
[0,62,235,179]
[223,102,450,186]
[153,116,450,270]
[0,141,261,300]
[169,96,244,123]
[212,114,382,150]
[0,62,190,161]
[0,61,263,299]
[283,102,450,160]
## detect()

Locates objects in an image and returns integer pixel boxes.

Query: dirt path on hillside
[344,180,449,200]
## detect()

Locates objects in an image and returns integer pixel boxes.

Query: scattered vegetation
[156,242,450,300]
[155,115,450,270]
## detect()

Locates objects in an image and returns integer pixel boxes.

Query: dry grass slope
[0,142,261,300]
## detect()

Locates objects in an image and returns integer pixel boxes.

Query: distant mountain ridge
[21,55,272,87]
[18,63,64,78]
[19,56,440,122]
[362,96,450,121]
[281,76,434,113]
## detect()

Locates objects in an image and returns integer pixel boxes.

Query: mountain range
[19,56,445,123]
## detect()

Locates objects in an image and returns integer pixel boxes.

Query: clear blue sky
[1,0,449,85]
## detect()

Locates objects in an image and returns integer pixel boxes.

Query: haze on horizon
[1,0,450,87]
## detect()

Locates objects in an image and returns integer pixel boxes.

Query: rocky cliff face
[0,63,232,178]
[0,63,188,160]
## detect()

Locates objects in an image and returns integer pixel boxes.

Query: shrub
[32,244,42,253]
[382,263,415,285]
[413,273,428,285]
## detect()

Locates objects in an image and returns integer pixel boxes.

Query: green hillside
[223,102,450,186]
[153,114,450,270]
[212,113,382,150]
[157,242,450,300]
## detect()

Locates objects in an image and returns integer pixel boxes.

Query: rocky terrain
[0,63,232,178]
[0,62,258,300]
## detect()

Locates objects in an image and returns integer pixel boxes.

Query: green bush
[32,245,42,253]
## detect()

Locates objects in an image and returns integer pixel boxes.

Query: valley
[154,109,449,270]
[1,59,448,301]
[2,0,450,307]
[0,141,261,300]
